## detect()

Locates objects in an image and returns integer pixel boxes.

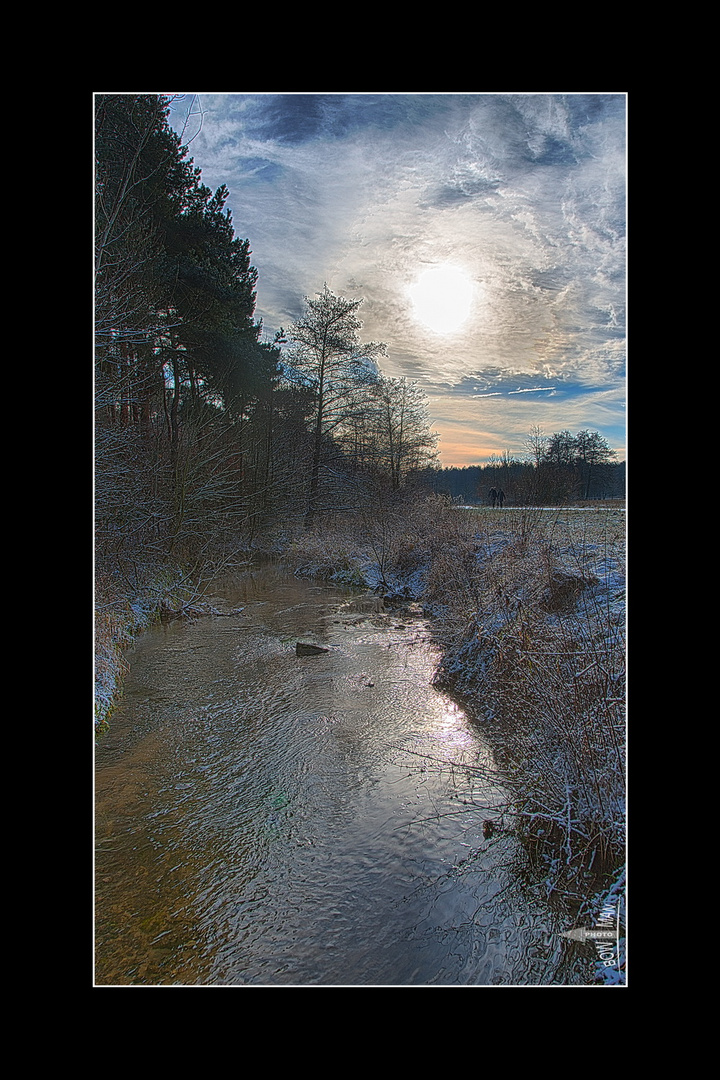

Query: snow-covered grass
[424,503,626,886]
[286,530,371,588]
[94,563,227,731]
[94,573,149,731]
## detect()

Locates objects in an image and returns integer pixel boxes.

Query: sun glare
[409,264,474,335]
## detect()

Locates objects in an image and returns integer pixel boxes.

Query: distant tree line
[431,428,624,506]
[95,94,439,590]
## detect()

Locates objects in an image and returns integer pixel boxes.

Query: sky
[166,92,626,468]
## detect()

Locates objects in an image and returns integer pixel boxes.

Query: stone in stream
[295,642,330,656]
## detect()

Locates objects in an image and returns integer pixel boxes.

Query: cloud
[166,92,626,464]
[508,387,557,394]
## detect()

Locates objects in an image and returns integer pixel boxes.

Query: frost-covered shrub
[286,529,368,585]
[94,564,210,731]
[427,507,626,880]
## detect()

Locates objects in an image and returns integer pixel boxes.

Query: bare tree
[283,285,385,526]
[372,376,439,491]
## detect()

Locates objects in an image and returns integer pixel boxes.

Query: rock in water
[296,642,330,656]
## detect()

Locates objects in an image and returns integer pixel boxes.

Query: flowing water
[94,563,595,985]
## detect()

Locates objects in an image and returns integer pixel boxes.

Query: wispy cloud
[167,92,626,464]
[508,387,557,395]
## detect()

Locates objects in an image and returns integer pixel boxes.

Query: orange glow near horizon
[436,440,626,469]
[433,418,626,470]
[437,438,504,469]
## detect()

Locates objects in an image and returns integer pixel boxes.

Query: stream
[94,562,596,985]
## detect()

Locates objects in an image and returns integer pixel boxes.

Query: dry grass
[94,573,136,731]
[425,504,626,881]
[94,563,217,730]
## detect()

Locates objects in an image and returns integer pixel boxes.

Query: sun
[409,264,474,335]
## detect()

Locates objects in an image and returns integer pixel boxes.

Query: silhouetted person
[496,488,505,507]
[489,487,498,508]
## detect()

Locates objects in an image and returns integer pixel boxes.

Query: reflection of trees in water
[393,734,611,984]
[390,794,598,985]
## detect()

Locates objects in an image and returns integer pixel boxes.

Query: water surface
[95,564,594,985]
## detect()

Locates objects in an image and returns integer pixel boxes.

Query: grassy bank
[425,503,626,884]
[94,554,254,731]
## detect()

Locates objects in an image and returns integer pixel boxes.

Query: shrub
[427,506,626,884]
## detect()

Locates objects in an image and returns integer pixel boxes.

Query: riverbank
[95,496,626,982]
[97,503,626,857]
[96,562,608,985]
[278,498,627,981]
[95,558,255,730]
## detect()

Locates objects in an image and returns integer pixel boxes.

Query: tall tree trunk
[305,358,325,529]
[305,418,323,529]
[169,353,181,478]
